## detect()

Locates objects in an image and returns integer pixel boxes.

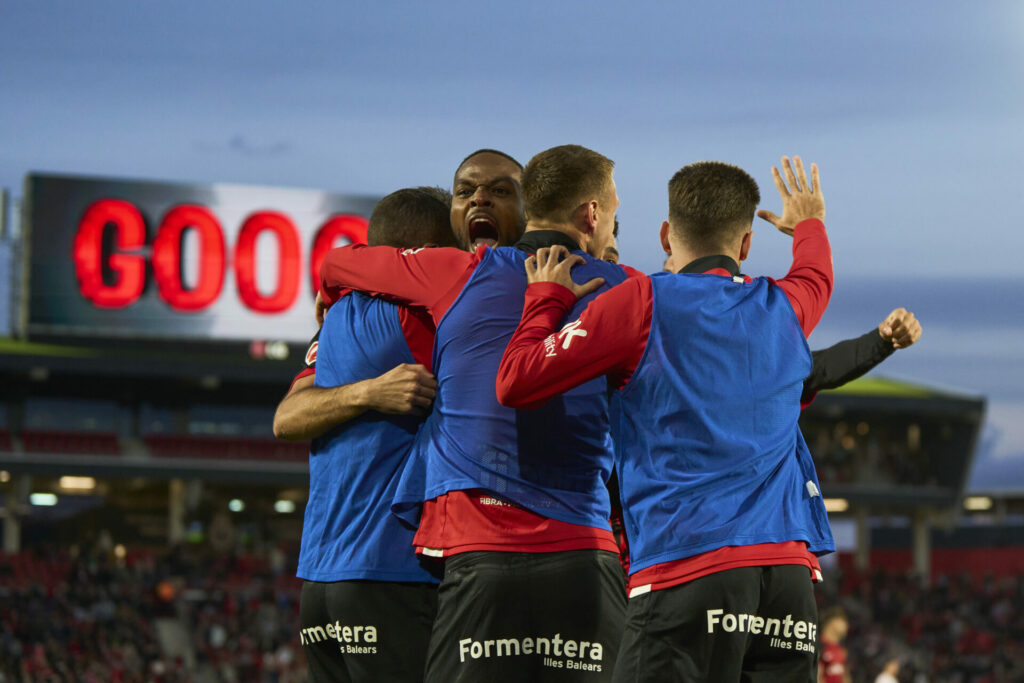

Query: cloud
[196,135,292,158]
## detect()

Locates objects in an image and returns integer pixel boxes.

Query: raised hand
[757,156,825,236]
[879,308,922,350]
[524,246,605,300]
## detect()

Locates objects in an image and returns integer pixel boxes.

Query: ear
[738,229,753,262]
[585,200,600,234]
[660,221,671,253]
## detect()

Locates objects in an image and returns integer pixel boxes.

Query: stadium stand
[14,399,123,455]
[141,402,306,462]
[0,403,11,452]
[145,434,306,462]
[20,430,121,456]
[0,545,306,682]
[818,567,1024,682]
[800,377,983,508]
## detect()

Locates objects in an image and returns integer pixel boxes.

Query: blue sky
[1,1,1022,489]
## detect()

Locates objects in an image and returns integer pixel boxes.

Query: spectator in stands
[874,657,900,683]
[820,606,852,683]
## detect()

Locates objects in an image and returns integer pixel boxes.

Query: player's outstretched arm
[757,156,833,336]
[319,244,473,310]
[272,364,438,441]
[802,308,922,404]
[497,246,646,409]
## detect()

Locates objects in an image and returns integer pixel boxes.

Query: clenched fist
[878,308,922,350]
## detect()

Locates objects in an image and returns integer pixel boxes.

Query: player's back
[300,292,435,583]
[393,246,626,529]
[614,272,834,571]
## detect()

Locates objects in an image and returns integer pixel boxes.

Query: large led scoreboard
[21,173,378,345]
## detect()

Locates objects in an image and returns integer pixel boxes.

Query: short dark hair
[416,185,452,209]
[521,145,614,224]
[456,149,523,175]
[367,188,455,249]
[667,161,760,253]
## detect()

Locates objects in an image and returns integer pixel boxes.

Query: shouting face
[451,152,526,250]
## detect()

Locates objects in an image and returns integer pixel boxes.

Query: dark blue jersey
[298,293,436,583]
[391,246,628,529]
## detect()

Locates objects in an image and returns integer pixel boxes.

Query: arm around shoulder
[272,363,438,441]
[272,374,373,441]
[497,268,651,409]
[319,244,474,309]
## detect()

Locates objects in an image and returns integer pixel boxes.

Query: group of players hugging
[272,146,922,682]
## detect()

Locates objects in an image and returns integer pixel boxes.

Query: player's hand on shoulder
[879,308,922,350]
[525,245,605,300]
[366,363,437,416]
[757,155,825,236]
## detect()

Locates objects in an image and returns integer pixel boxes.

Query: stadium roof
[807,375,986,510]
[0,337,299,385]
[820,375,984,402]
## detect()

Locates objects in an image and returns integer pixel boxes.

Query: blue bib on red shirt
[299,293,436,583]
[393,246,627,529]
[614,273,835,574]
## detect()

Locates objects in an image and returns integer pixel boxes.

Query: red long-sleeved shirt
[319,245,486,325]
[496,219,832,592]
[318,235,632,557]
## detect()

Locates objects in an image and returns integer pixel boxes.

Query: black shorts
[300,579,437,683]
[612,564,818,683]
[424,549,627,683]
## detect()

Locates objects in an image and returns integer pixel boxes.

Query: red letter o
[152,205,226,312]
[234,211,302,314]
[309,214,368,295]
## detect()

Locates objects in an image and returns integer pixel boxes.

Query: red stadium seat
[20,430,121,455]
[144,434,307,462]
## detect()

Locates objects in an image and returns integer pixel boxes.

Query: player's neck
[668,239,742,272]
[524,221,590,252]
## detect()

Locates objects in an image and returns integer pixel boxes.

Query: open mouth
[468,215,499,250]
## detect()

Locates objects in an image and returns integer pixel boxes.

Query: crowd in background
[802,419,936,487]
[3,543,1023,682]
[0,545,305,683]
[819,568,1024,682]
[180,556,304,683]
